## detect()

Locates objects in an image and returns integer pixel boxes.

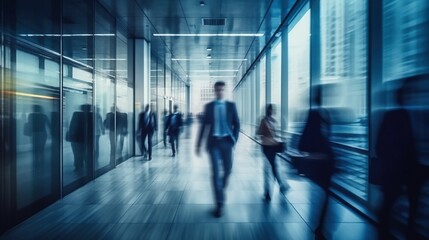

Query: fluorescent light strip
[19,33,115,37]
[172,58,247,61]
[154,33,263,37]
[77,58,127,61]
[187,75,236,78]
[190,70,239,72]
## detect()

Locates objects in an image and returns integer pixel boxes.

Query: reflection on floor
[2,127,378,240]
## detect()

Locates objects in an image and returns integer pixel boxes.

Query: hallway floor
[1,127,377,240]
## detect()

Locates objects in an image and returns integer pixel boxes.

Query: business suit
[166,112,183,156]
[137,110,157,159]
[197,100,240,209]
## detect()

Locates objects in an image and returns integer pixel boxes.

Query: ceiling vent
[202,18,226,26]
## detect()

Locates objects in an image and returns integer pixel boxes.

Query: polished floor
[1,126,377,240]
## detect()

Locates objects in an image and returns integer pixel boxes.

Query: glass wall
[320,0,368,200]
[287,10,311,134]
[94,5,116,173]
[1,0,61,231]
[0,0,144,232]
[62,0,94,192]
[270,41,282,124]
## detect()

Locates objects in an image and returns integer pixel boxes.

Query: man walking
[137,104,157,160]
[196,81,240,218]
[166,105,183,157]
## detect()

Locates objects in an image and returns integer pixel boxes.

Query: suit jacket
[67,111,93,143]
[137,111,157,134]
[166,112,183,136]
[197,100,240,150]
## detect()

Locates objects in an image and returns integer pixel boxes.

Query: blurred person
[104,106,116,164]
[375,79,419,240]
[196,81,240,218]
[162,110,169,147]
[298,85,334,239]
[257,104,290,202]
[66,104,93,172]
[137,104,157,160]
[117,110,128,159]
[95,107,104,162]
[165,105,183,157]
[25,105,50,169]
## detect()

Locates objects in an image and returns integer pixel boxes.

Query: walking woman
[257,104,290,201]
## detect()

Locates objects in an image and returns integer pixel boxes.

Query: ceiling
[98,0,297,85]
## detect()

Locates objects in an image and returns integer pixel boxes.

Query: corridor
[1,128,377,240]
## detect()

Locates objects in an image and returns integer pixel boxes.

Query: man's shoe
[213,207,222,218]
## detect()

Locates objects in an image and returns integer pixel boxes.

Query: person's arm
[196,105,208,151]
[231,103,240,143]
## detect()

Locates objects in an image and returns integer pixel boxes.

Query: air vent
[202,18,226,26]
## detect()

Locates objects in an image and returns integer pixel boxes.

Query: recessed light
[200,1,205,6]
[154,33,264,37]
[206,54,212,59]
[206,48,212,51]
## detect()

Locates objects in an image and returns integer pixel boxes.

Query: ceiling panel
[97,0,297,84]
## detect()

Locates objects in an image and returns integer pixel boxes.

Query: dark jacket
[67,111,93,143]
[137,111,157,134]
[197,100,240,150]
[375,108,417,186]
[166,112,183,136]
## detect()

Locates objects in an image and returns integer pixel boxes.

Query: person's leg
[170,134,176,156]
[141,132,147,157]
[209,143,223,212]
[268,146,290,193]
[378,185,399,240]
[176,134,179,153]
[221,140,233,191]
[262,145,273,200]
[315,187,329,238]
[147,132,153,159]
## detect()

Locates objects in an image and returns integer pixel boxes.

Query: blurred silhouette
[298,85,334,239]
[375,78,419,240]
[116,110,128,159]
[196,81,240,218]
[257,104,290,201]
[104,106,116,164]
[162,110,169,147]
[25,105,50,169]
[95,107,104,162]
[166,105,183,157]
[185,113,193,138]
[137,104,157,160]
[66,104,93,172]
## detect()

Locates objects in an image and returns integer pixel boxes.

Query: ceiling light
[206,48,212,51]
[172,58,247,61]
[190,70,239,72]
[19,33,115,37]
[200,1,205,6]
[206,54,212,59]
[187,75,236,78]
[154,33,263,37]
[77,58,127,61]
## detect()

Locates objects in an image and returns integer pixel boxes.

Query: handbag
[273,141,286,153]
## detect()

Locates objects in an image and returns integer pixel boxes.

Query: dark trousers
[169,133,179,155]
[209,137,233,208]
[141,131,153,158]
[262,145,288,195]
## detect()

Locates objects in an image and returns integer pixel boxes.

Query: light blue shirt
[213,100,229,137]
